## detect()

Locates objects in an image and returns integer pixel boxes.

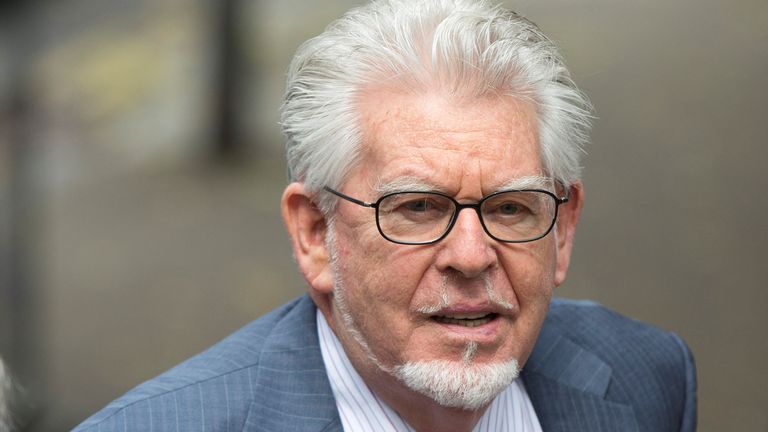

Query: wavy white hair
[281,0,592,213]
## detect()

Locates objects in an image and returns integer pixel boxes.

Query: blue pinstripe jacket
[74,295,697,431]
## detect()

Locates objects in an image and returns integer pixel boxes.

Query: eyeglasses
[323,184,569,245]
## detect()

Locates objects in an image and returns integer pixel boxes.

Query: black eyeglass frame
[323,183,570,245]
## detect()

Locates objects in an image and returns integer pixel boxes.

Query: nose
[434,207,498,278]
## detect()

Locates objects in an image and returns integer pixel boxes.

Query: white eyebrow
[496,175,553,192]
[373,176,442,195]
[373,175,553,197]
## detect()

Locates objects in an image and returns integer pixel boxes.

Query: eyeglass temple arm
[323,186,377,208]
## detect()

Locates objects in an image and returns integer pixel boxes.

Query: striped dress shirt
[317,311,543,432]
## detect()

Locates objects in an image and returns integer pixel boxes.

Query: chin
[392,357,520,411]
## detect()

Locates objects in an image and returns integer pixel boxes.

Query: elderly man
[75,0,696,431]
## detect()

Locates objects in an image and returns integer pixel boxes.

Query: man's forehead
[358,88,537,141]
[349,89,542,195]
[357,87,537,134]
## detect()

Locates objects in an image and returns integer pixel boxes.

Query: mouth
[431,313,499,328]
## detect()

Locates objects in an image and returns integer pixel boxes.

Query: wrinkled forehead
[351,87,543,194]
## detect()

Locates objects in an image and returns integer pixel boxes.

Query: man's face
[316,88,577,399]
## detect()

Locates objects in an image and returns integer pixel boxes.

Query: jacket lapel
[242,296,343,432]
[522,319,639,432]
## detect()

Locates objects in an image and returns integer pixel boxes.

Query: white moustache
[415,274,514,314]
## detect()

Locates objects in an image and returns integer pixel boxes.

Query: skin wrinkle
[375,161,538,203]
[329,226,394,374]
[335,289,394,374]
[485,274,515,312]
[358,91,538,195]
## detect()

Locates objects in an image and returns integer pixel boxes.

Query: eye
[497,202,522,215]
[380,193,453,222]
[490,199,531,216]
[402,198,434,212]
[397,197,448,216]
[482,193,539,223]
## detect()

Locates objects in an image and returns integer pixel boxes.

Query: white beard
[393,359,519,411]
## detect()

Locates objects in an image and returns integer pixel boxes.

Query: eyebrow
[373,175,552,196]
[373,176,444,195]
[496,175,552,192]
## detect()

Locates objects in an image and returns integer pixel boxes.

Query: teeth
[445,313,487,319]
[433,314,494,327]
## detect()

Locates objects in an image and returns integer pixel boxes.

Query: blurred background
[0,0,766,430]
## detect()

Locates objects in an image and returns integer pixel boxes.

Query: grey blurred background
[0,0,766,430]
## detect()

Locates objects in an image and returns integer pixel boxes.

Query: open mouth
[431,313,498,328]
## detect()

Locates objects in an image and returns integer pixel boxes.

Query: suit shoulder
[546,298,696,429]
[547,298,686,350]
[73,296,313,431]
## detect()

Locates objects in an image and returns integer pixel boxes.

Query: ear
[281,182,334,295]
[554,182,584,287]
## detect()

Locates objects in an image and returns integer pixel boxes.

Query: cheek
[354,255,431,316]
[337,223,430,291]
[499,241,557,300]
[334,235,436,346]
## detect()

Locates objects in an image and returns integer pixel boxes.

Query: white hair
[281,0,592,214]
